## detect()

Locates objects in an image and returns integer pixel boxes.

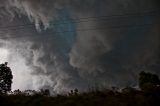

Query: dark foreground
[0,87,160,106]
[1,71,160,106]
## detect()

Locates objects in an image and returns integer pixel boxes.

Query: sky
[0,0,160,94]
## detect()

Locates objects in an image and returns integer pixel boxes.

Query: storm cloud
[0,0,159,93]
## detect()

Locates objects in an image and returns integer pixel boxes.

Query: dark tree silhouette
[0,62,13,93]
[139,71,160,90]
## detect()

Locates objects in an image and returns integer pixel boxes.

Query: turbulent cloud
[0,0,159,93]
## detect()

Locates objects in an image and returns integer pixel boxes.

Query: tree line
[0,62,160,106]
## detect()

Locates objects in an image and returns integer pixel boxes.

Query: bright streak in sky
[0,47,34,90]
[0,48,9,63]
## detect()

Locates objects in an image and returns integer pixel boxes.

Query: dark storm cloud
[0,0,160,93]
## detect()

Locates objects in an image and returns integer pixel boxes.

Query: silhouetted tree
[139,71,160,90]
[0,62,13,93]
[40,89,50,96]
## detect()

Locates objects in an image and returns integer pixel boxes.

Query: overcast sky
[0,0,160,94]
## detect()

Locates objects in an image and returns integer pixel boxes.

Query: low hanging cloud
[0,0,159,93]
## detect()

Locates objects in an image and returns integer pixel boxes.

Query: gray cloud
[0,0,159,93]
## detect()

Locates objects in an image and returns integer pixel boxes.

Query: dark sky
[0,0,159,94]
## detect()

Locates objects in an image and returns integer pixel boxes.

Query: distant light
[0,48,9,63]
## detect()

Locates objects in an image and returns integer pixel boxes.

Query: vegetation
[0,85,160,106]
[139,71,160,90]
[0,63,160,106]
[0,62,13,94]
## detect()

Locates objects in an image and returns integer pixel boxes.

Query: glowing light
[0,48,9,63]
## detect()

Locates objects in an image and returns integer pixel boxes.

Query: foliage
[0,62,13,93]
[0,86,160,106]
[0,71,160,106]
[139,71,160,90]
